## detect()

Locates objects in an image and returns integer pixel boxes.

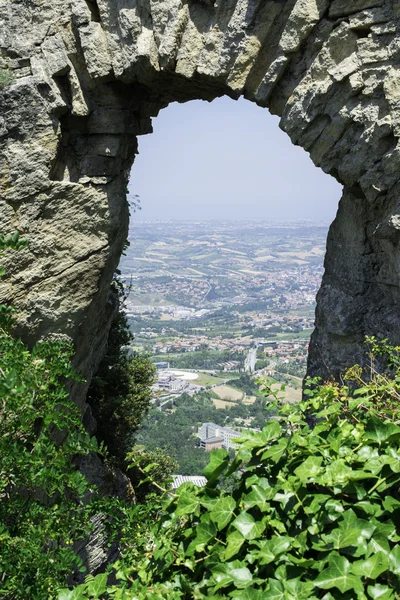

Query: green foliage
[275,358,306,378]
[87,278,155,465]
[167,349,245,371]
[0,233,96,597]
[0,331,101,598]
[0,235,161,598]
[227,373,260,397]
[0,67,12,89]
[135,395,211,476]
[0,232,28,329]
[126,446,179,501]
[65,339,400,599]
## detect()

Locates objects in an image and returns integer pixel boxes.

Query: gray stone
[1,0,400,406]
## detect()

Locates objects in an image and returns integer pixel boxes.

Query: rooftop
[172,475,207,490]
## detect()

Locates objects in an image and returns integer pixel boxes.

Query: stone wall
[1,0,400,409]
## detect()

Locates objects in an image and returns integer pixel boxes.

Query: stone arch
[1,0,400,408]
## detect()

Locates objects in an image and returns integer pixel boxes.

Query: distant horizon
[130,214,332,224]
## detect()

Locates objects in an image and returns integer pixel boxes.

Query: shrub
[87,278,155,465]
[64,339,400,599]
[0,324,101,597]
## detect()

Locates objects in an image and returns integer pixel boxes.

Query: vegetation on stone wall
[87,277,156,466]
[0,67,12,88]
[62,338,400,600]
[0,236,162,599]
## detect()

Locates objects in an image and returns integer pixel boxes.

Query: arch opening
[2,0,400,410]
[120,96,341,407]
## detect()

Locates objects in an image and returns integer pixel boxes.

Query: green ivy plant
[0,233,99,598]
[62,339,400,599]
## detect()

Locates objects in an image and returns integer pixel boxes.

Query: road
[245,345,258,373]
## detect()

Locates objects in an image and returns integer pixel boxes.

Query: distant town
[122,219,329,474]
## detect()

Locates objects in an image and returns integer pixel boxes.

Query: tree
[87,278,156,465]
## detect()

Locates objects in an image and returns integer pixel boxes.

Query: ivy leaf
[367,584,396,599]
[264,579,285,600]
[85,573,108,599]
[232,512,264,540]
[228,566,253,588]
[369,535,391,557]
[237,421,281,450]
[314,553,362,594]
[389,544,400,575]
[365,417,400,445]
[260,421,282,444]
[195,520,217,544]
[210,496,236,531]
[225,530,245,560]
[212,561,253,590]
[340,509,375,543]
[254,536,291,565]
[354,500,383,517]
[285,578,315,599]
[57,586,88,600]
[229,587,266,599]
[186,519,217,556]
[243,485,270,512]
[175,492,200,517]
[325,528,362,550]
[294,456,323,482]
[351,552,389,579]
[261,438,288,463]
[320,459,353,486]
[204,449,230,483]
[57,591,74,600]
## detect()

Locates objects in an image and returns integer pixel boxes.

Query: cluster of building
[150,334,253,355]
[127,304,211,320]
[128,276,211,308]
[217,360,242,372]
[261,339,308,364]
[150,334,308,362]
[172,475,207,489]
[244,312,314,331]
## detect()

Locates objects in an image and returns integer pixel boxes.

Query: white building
[172,475,207,489]
[156,374,188,393]
[198,422,241,450]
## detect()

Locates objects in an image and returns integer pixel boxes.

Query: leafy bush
[0,335,102,599]
[64,339,400,599]
[126,446,179,502]
[0,233,100,598]
[87,278,155,465]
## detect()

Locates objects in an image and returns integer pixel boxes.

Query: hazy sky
[129,96,342,222]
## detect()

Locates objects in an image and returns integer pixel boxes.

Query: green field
[274,328,313,341]
[194,372,227,387]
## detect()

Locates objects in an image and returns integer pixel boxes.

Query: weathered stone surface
[1,0,400,397]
